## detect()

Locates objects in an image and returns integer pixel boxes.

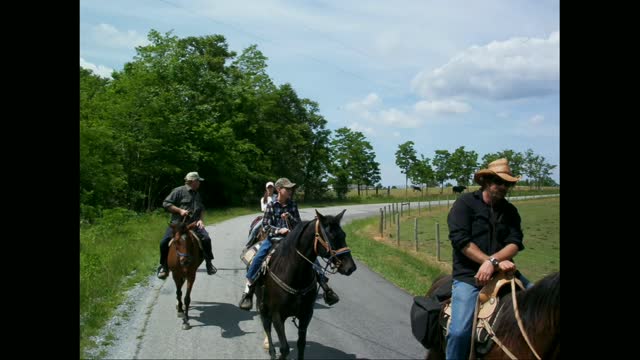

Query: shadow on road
[289,340,359,359]
[189,301,258,338]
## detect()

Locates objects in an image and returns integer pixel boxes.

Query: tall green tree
[448,146,478,185]
[395,141,418,197]
[432,149,452,192]
[330,127,380,198]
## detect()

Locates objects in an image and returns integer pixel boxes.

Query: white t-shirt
[260,195,274,212]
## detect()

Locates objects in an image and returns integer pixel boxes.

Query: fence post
[414,218,418,251]
[408,202,411,216]
[436,222,440,261]
[396,213,400,246]
[392,203,396,224]
[383,206,387,230]
[380,208,383,237]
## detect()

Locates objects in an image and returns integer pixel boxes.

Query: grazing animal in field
[452,185,467,194]
[412,185,422,192]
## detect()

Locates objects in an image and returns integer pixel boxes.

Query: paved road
[102,195,557,359]
[104,203,427,359]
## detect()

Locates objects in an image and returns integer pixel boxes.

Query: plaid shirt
[262,199,301,237]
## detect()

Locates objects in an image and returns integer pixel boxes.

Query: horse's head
[315,209,356,276]
[170,221,198,267]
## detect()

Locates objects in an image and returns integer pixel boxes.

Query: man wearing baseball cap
[156,171,217,279]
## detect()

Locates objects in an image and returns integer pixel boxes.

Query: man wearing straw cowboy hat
[446,158,534,360]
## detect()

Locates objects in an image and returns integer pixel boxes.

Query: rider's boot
[157,263,169,280]
[239,282,255,311]
[205,259,217,275]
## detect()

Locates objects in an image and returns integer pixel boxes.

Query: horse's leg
[182,272,196,330]
[173,275,185,318]
[295,309,313,360]
[271,312,289,359]
[260,311,277,359]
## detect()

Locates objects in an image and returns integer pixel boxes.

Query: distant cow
[452,185,467,194]
[411,185,422,192]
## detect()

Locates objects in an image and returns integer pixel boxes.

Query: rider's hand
[179,209,189,217]
[196,220,204,229]
[474,260,496,286]
[279,228,289,235]
[281,212,289,220]
[498,259,516,273]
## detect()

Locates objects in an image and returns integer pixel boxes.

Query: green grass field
[342,196,559,296]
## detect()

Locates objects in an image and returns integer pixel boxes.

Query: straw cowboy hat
[474,158,521,185]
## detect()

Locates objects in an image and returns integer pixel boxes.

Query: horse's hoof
[182,323,191,330]
[177,312,184,318]
[263,336,269,349]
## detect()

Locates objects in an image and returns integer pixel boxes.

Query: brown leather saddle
[442,272,525,347]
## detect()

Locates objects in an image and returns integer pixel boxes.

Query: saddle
[239,236,284,268]
[442,272,525,354]
[168,230,203,251]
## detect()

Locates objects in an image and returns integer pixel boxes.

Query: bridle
[295,217,351,274]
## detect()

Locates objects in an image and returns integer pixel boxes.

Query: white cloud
[92,23,150,49]
[348,122,375,136]
[512,114,558,137]
[529,114,544,125]
[497,111,510,118]
[345,93,381,119]
[80,57,114,78]
[411,31,559,100]
[414,99,471,115]
[378,108,422,128]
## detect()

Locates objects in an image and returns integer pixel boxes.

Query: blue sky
[80,0,559,186]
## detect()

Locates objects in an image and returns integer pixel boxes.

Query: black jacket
[447,190,524,286]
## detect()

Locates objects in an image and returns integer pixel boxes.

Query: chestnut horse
[167,218,203,330]
[255,209,357,359]
[425,271,560,360]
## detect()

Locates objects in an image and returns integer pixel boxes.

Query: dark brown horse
[255,209,357,360]
[167,218,203,330]
[425,271,560,360]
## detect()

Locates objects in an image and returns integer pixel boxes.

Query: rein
[267,217,350,296]
[474,277,542,360]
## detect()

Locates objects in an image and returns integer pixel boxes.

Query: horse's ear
[315,209,325,222]
[335,209,346,223]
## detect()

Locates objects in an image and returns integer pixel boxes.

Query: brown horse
[255,209,357,360]
[167,218,203,330]
[425,271,560,360]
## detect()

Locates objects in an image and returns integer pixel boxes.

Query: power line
[154,0,406,93]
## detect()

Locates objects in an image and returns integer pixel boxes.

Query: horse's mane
[269,219,314,274]
[493,271,560,357]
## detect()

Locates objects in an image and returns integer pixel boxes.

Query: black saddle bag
[410,295,443,349]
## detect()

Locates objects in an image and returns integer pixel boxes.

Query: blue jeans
[446,273,532,360]
[246,237,272,282]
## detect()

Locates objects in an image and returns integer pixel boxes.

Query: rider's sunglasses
[492,177,515,188]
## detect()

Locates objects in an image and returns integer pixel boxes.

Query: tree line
[80,30,556,223]
[395,142,557,193]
